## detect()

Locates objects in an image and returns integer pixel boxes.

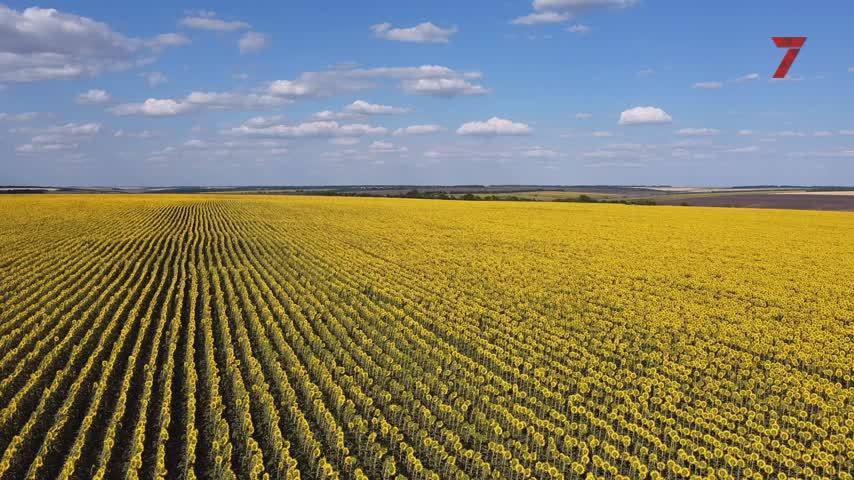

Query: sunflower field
[0,194,851,480]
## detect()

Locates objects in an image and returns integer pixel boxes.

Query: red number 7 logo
[772,37,807,78]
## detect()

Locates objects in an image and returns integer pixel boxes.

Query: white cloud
[311,110,358,121]
[371,22,457,43]
[585,161,646,168]
[737,129,753,136]
[330,137,360,146]
[186,91,285,109]
[726,146,759,153]
[232,73,250,80]
[521,147,559,158]
[267,65,486,99]
[226,120,387,138]
[532,0,638,11]
[369,140,408,153]
[184,139,208,148]
[110,98,192,116]
[511,12,570,25]
[0,111,50,122]
[114,129,155,138]
[239,32,270,54]
[676,128,720,137]
[592,130,613,137]
[143,71,167,87]
[393,124,445,136]
[149,33,190,49]
[110,91,286,116]
[16,142,75,153]
[838,129,854,136]
[775,130,806,137]
[457,117,532,136]
[567,24,592,33]
[735,73,760,82]
[15,122,101,147]
[402,78,488,97]
[0,5,186,83]
[693,82,723,90]
[848,67,854,72]
[786,149,854,159]
[22,122,102,137]
[268,79,317,97]
[813,130,834,137]
[575,112,593,120]
[344,99,409,115]
[76,89,111,104]
[618,106,672,126]
[244,115,285,128]
[180,11,249,31]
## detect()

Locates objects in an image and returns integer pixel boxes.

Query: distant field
[654,193,854,211]
[459,190,621,201]
[0,195,851,479]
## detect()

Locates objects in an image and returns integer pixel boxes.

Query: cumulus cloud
[180,10,249,31]
[244,115,285,128]
[369,140,408,153]
[735,73,760,82]
[511,12,570,25]
[143,71,167,87]
[567,24,592,33]
[393,124,445,136]
[183,139,208,148]
[533,0,637,9]
[676,128,720,136]
[76,89,111,104]
[267,64,487,99]
[457,117,532,136]
[726,146,759,153]
[693,82,723,90]
[0,5,189,83]
[521,147,559,158]
[109,98,192,116]
[14,122,101,150]
[311,110,359,121]
[618,106,672,125]
[774,130,806,137]
[330,137,361,146]
[515,0,637,22]
[402,78,488,97]
[239,32,270,54]
[371,22,457,43]
[114,129,155,138]
[149,33,190,49]
[0,111,51,121]
[226,119,387,138]
[16,142,76,154]
[109,91,287,116]
[344,100,409,115]
[18,122,102,138]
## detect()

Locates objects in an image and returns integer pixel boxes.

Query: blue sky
[1,0,852,186]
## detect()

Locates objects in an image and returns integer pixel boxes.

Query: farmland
[0,194,852,480]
